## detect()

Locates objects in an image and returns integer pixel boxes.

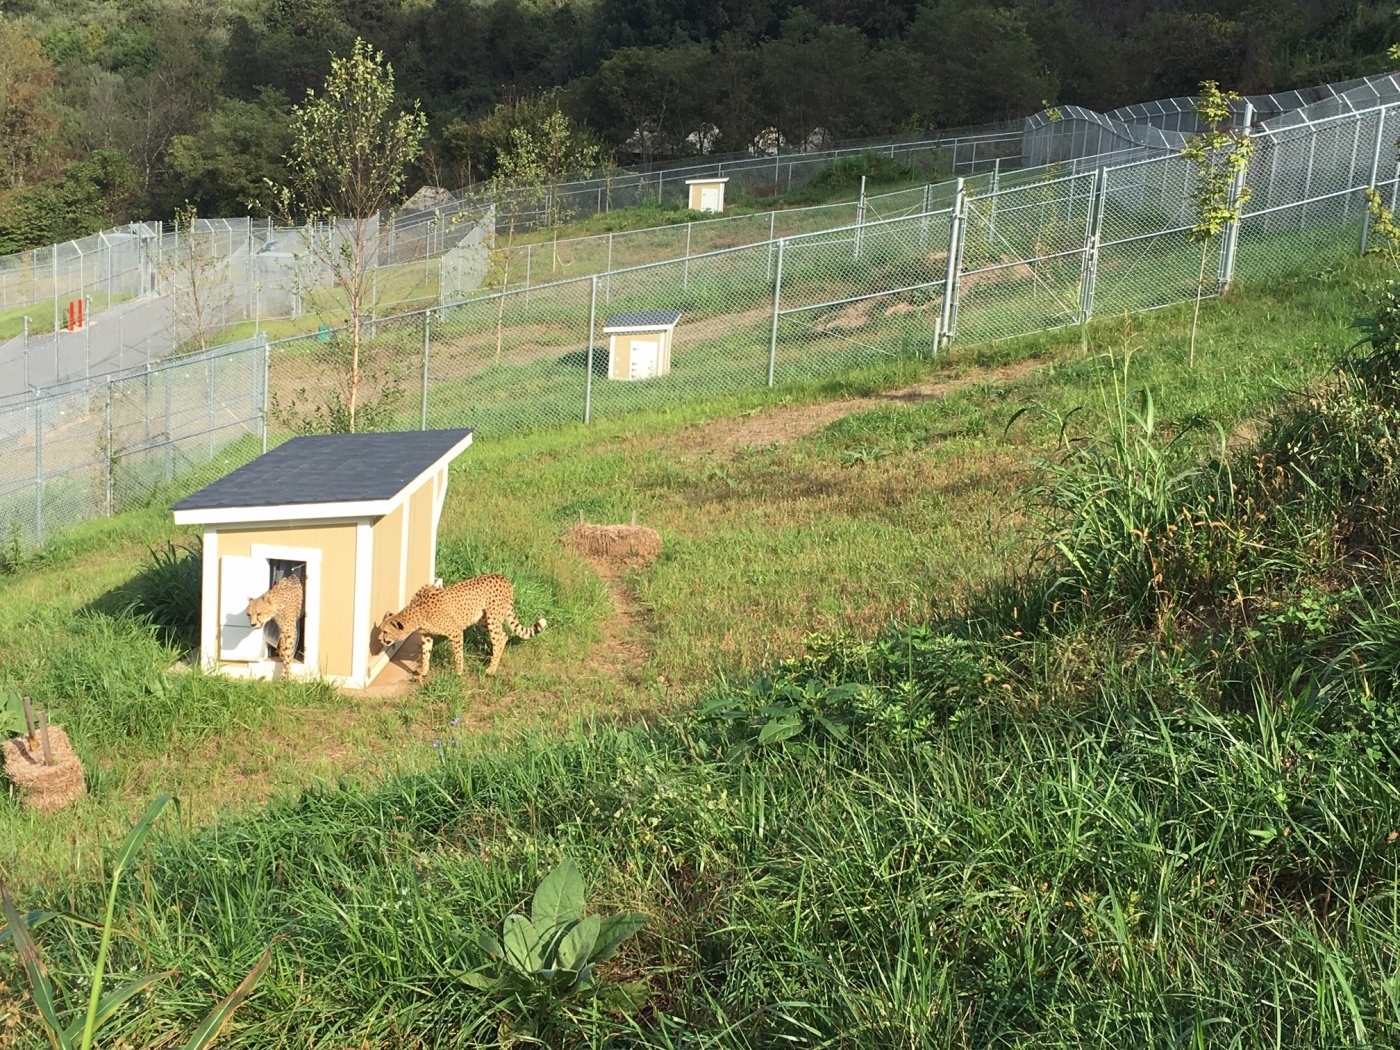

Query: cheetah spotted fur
[246,570,305,668]
[376,574,546,678]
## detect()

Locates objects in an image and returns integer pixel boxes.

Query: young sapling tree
[159,203,233,353]
[268,38,426,432]
[1181,80,1254,367]
[487,108,597,363]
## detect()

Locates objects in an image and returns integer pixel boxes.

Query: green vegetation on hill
[4,0,1400,250]
[3,257,1400,1045]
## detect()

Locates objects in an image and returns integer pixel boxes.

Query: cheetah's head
[246,594,275,628]
[377,613,411,645]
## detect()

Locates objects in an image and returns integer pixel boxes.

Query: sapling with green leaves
[268,38,426,433]
[463,858,648,1037]
[1181,80,1254,367]
[486,108,597,363]
[0,796,273,1050]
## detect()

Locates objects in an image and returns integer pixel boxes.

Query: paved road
[0,294,177,398]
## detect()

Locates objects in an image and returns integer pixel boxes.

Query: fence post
[261,334,271,453]
[421,308,431,430]
[525,243,532,299]
[936,178,967,351]
[33,396,42,547]
[986,157,1001,243]
[853,175,867,261]
[1362,105,1389,256]
[1079,168,1106,330]
[920,184,932,247]
[1218,101,1254,290]
[207,353,216,458]
[159,367,170,481]
[684,222,692,291]
[768,239,785,387]
[52,249,59,337]
[104,377,113,516]
[605,233,613,303]
[585,275,597,423]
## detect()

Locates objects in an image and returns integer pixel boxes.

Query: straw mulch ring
[3,726,86,813]
[564,520,662,568]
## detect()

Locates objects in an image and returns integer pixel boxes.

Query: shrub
[808,151,920,192]
[1019,357,1244,620]
[125,540,202,651]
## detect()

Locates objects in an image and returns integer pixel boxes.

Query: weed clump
[123,539,202,651]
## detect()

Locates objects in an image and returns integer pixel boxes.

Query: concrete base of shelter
[344,634,425,699]
[3,726,86,813]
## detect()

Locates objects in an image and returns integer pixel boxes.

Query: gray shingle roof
[603,310,682,329]
[172,429,473,511]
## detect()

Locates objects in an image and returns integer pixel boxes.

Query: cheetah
[376,574,547,678]
[246,569,305,669]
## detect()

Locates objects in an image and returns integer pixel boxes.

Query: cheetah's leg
[276,619,295,672]
[449,631,465,675]
[485,620,508,676]
[416,634,433,680]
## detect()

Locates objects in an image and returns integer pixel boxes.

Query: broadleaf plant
[462,859,649,1038]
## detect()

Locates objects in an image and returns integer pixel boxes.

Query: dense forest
[0,0,1398,251]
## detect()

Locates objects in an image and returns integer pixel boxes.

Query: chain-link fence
[9,92,1400,554]
[0,336,267,551]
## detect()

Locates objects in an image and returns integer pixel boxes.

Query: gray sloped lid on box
[172,429,473,511]
[603,310,682,328]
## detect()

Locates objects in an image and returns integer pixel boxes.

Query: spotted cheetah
[246,570,304,668]
[377,574,546,678]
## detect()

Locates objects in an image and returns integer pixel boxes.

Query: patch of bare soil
[564,522,662,684]
[671,355,1045,452]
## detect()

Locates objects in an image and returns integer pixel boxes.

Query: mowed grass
[0,255,1386,1046]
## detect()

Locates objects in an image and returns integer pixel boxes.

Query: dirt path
[577,558,651,683]
[670,354,1045,452]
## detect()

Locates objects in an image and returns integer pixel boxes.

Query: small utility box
[603,311,681,381]
[685,177,729,213]
[172,429,474,688]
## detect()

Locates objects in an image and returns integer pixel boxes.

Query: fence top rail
[2,336,268,411]
[499,183,923,257]
[267,201,961,353]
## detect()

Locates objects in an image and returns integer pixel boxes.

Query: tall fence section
[5,77,1400,551]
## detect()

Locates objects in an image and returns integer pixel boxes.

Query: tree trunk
[1190,240,1209,369]
[349,283,361,433]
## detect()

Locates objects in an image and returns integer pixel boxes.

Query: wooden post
[22,696,36,745]
[38,710,53,765]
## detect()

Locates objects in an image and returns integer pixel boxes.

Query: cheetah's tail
[507,613,548,639]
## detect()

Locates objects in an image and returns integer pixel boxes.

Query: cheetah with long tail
[376,575,546,678]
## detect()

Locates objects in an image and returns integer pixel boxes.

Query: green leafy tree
[486,108,597,359]
[270,37,426,433]
[1181,80,1253,368]
[0,149,137,254]
[164,89,291,216]
[0,21,60,189]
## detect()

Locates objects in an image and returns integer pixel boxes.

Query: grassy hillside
[1,257,1396,1046]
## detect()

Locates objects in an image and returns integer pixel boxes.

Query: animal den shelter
[171,428,474,689]
[603,310,682,381]
[685,177,728,213]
